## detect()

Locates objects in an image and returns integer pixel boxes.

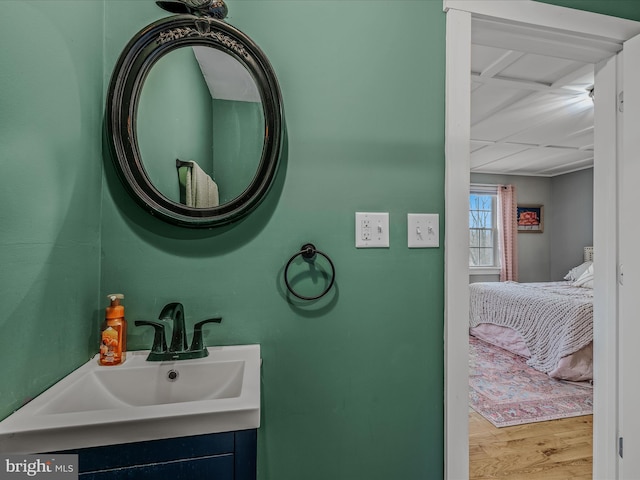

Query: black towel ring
[284,243,336,300]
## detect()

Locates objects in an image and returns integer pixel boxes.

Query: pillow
[573,264,594,288]
[564,261,592,281]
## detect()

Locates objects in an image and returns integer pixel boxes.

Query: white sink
[0,344,260,453]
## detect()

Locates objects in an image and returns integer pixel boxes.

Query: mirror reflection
[137,46,264,208]
[106,10,283,228]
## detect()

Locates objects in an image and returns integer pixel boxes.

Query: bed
[469,247,594,382]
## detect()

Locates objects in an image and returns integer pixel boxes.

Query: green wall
[102,2,445,479]
[2,1,640,480]
[0,1,103,419]
[137,47,213,203]
[212,98,263,203]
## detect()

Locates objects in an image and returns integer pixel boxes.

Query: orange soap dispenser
[100,294,127,366]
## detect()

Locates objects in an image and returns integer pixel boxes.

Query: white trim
[443,0,640,43]
[444,1,637,479]
[469,267,500,276]
[593,52,619,480]
[469,183,498,193]
[444,8,471,480]
[473,165,595,178]
[469,186,500,269]
[617,31,640,477]
[472,16,621,64]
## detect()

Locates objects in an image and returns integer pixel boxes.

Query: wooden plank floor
[469,411,593,479]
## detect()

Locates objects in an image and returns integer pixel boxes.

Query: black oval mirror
[106,14,283,228]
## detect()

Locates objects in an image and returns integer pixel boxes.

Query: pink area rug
[469,335,593,428]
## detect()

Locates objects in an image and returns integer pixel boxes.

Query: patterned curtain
[498,185,518,282]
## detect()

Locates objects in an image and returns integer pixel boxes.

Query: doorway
[443,2,640,479]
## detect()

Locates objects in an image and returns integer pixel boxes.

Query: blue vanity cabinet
[54,429,256,480]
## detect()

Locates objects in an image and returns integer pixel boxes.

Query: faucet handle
[134,321,168,353]
[190,318,222,352]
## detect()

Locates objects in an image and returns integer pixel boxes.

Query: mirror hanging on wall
[105,0,283,228]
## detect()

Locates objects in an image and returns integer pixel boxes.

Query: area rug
[469,335,593,428]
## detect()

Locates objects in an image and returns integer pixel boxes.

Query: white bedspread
[469,281,593,374]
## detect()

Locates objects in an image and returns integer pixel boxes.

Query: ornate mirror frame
[106,14,283,228]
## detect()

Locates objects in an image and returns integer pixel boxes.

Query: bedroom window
[469,185,500,269]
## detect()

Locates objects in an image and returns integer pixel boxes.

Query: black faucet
[135,302,221,361]
[159,302,188,353]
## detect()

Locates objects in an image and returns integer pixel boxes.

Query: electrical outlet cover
[355,212,389,248]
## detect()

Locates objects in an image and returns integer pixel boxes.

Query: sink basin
[0,344,260,453]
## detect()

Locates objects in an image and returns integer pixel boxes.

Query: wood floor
[469,411,593,479]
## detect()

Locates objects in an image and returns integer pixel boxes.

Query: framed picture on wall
[517,204,544,233]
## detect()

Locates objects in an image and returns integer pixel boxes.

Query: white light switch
[407,213,439,248]
[355,212,389,248]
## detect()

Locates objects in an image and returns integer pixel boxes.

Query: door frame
[443,2,640,479]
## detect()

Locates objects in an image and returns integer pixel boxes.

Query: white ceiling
[470,18,603,177]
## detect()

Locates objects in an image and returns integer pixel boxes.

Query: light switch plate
[355,212,389,248]
[407,213,439,248]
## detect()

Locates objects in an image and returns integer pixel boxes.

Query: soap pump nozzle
[108,293,124,306]
[105,294,125,319]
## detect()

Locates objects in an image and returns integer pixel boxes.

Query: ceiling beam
[479,50,525,78]
[538,125,593,148]
[472,63,594,127]
[472,73,581,93]
[471,139,590,151]
[472,62,594,94]
[492,98,592,144]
